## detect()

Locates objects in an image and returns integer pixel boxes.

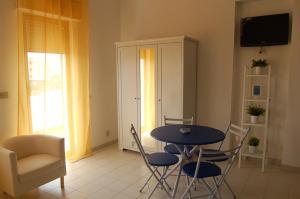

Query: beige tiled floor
[1,144,300,199]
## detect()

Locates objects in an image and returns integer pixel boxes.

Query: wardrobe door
[117,46,138,150]
[158,43,183,123]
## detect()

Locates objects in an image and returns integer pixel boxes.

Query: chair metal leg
[60,176,64,189]
[140,167,159,192]
[201,179,213,193]
[164,158,182,179]
[185,176,192,199]
[181,178,195,199]
[172,161,183,199]
[141,166,172,193]
[202,179,219,199]
[148,180,160,199]
[224,179,237,199]
[213,177,222,199]
[148,166,172,198]
[140,172,155,192]
[156,167,172,191]
[193,179,200,191]
[159,167,172,197]
[163,177,172,191]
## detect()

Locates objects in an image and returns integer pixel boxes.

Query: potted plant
[251,59,268,75]
[248,137,259,153]
[247,104,265,123]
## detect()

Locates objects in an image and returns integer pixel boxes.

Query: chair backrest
[199,125,250,187]
[218,122,250,151]
[220,124,250,178]
[164,115,194,126]
[130,124,150,166]
[220,124,250,159]
[163,116,194,146]
[203,124,250,168]
[228,123,250,148]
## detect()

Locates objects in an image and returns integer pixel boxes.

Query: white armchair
[0,135,66,198]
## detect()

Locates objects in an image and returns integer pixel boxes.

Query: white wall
[282,0,300,167]
[0,0,18,141]
[89,0,120,148]
[232,0,293,160]
[120,0,236,134]
[0,0,121,149]
[1,0,299,167]
[232,0,300,167]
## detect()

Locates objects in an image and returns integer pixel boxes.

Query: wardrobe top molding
[115,36,198,47]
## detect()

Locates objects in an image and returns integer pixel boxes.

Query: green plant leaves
[252,59,268,68]
[247,104,265,116]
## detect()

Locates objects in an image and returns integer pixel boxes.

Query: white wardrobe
[116,36,198,153]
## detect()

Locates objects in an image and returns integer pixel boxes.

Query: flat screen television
[240,13,290,47]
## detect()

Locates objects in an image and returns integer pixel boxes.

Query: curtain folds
[140,48,155,134]
[17,0,91,162]
[17,12,33,135]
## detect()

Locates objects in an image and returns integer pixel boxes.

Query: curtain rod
[18,8,80,22]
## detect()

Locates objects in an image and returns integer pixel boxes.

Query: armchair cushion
[18,154,64,183]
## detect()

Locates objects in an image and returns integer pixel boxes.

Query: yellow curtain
[140,48,155,134]
[17,0,91,162]
[17,12,32,135]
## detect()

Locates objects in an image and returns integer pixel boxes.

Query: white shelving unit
[238,65,271,172]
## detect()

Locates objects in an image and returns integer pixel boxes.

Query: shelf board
[245,98,267,103]
[242,121,266,127]
[246,74,268,77]
[242,150,263,159]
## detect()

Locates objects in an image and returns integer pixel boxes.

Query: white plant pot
[249,146,257,153]
[254,67,262,75]
[250,115,258,123]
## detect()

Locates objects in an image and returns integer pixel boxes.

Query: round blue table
[151,124,225,145]
[151,124,225,199]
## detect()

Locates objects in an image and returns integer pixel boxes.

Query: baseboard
[267,158,300,172]
[281,164,300,172]
[267,157,281,165]
[92,139,118,152]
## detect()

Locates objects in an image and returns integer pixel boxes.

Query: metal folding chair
[181,148,222,199]
[164,116,194,155]
[130,124,179,198]
[202,124,250,199]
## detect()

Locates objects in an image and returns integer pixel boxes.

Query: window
[27,52,68,140]
[18,0,91,161]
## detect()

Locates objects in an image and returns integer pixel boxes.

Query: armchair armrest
[0,147,19,195]
[34,135,65,159]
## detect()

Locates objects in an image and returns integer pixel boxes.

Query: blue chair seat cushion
[182,162,221,178]
[147,152,179,166]
[202,149,229,162]
[164,144,193,155]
